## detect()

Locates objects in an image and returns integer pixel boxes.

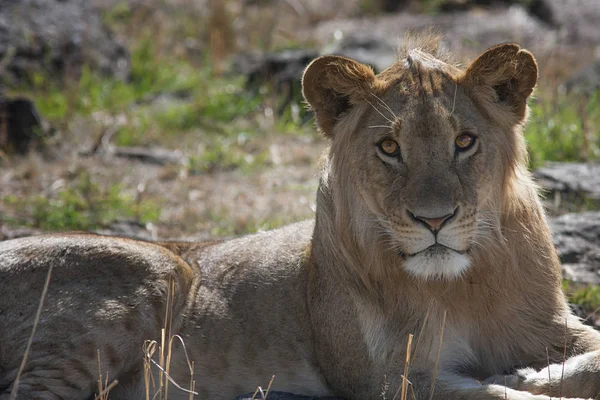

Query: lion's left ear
[462,43,538,123]
[302,55,379,138]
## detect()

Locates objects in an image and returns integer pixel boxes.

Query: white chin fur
[403,248,471,280]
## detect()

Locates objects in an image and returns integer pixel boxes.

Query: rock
[561,60,600,94]
[0,0,129,84]
[234,49,318,91]
[0,225,42,241]
[439,0,555,26]
[322,32,397,73]
[93,219,157,241]
[112,146,188,166]
[550,212,600,285]
[306,5,557,59]
[233,49,317,118]
[235,392,344,400]
[233,49,318,114]
[534,163,600,201]
[0,95,44,155]
[544,0,600,46]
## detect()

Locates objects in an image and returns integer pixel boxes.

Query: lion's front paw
[483,374,521,388]
[483,368,536,390]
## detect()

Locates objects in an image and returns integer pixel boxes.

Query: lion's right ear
[302,56,378,137]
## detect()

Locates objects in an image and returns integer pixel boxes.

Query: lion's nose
[408,208,457,234]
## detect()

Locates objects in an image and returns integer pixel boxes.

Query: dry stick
[95,380,119,400]
[410,382,417,400]
[263,375,276,400]
[97,350,104,399]
[546,347,553,400]
[584,306,600,322]
[401,334,414,400]
[392,301,434,400]
[188,361,195,400]
[144,340,158,400]
[428,310,447,400]
[164,279,175,400]
[560,318,568,400]
[411,300,434,363]
[145,346,198,396]
[9,265,53,400]
[159,328,166,398]
[167,335,198,397]
[250,387,261,400]
[159,278,173,399]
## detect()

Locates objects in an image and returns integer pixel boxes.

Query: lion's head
[303,38,538,280]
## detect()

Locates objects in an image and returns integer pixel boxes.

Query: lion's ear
[302,55,378,137]
[463,44,538,123]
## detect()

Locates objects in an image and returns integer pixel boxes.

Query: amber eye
[378,139,400,156]
[455,134,476,151]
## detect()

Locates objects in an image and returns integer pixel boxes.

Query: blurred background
[0,0,599,323]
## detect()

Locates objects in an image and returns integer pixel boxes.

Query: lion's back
[0,234,195,398]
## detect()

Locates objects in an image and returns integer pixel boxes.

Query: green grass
[188,139,270,175]
[563,281,600,317]
[525,92,600,169]
[2,171,160,231]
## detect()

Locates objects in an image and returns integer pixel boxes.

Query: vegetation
[2,1,600,238]
[2,170,159,231]
[525,91,600,169]
[563,281,600,321]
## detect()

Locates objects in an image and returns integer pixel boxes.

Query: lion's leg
[484,349,600,399]
[408,371,591,400]
[0,373,90,400]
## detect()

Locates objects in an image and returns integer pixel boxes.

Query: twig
[95,380,119,400]
[401,334,414,400]
[428,310,447,400]
[264,375,275,399]
[546,347,552,400]
[560,318,568,400]
[144,344,199,396]
[9,265,53,400]
[97,350,104,399]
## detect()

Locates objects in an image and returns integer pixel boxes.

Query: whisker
[364,98,395,125]
[369,125,393,130]
[371,93,397,120]
[450,81,458,116]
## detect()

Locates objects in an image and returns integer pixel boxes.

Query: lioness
[1,38,600,400]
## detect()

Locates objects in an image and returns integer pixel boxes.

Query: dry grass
[9,265,53,400]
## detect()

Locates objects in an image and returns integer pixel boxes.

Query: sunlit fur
[403,248,471,280]
[303,34,600,399]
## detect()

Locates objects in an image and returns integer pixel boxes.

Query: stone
[0,95,44,155]
[550,212,600,285]
[0,0,129,85]
[534,163,600,200]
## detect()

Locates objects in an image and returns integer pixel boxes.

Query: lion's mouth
[399,243,467,258]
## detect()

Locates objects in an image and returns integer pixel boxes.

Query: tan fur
[1,38,600,400]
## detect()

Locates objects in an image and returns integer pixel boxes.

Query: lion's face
[303,43,537,280]
[352,82,493,279]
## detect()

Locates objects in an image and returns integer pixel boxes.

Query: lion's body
[2,37,600,400]
[0,224,331,399]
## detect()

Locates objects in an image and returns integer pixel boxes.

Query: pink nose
[408,209,457,234]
